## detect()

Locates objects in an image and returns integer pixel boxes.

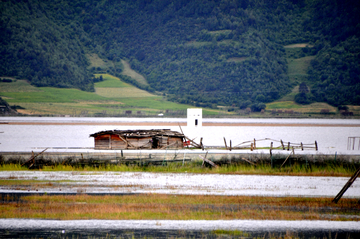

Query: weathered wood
[184,136,201,148]
[253,138,256,149]
[280,140,285,150]
[332,166,360,203]
[301,142,304,150]
[223,137,228,149]
[287,142,290,151]
[21,148,48,168]
[315,141,318,151]
[230,140,232,151]
[270,142,273,157]
[160,141,181,149]
[280,150,293,168]
[201,151,208,167]
[91,129,185,150]
[241,157,256,166]
[199,153,218,168]
[118,135,136,149]
[200,137,204,151]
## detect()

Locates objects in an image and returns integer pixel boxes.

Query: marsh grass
[1,194,358,221]
[0,157,358,177]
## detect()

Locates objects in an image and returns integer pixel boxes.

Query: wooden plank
[118,135,136,149]
[199,153,218,168]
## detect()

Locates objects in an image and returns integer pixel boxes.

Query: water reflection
[0,219,359,238]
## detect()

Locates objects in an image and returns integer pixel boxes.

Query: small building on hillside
[187,108,202,127]
[90,129,185,150]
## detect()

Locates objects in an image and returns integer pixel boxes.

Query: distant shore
[3,121,360,127]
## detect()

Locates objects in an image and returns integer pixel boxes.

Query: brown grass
[1,194,358,221]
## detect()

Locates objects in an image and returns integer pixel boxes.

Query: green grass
[2,87,107,103]
[0,80,41,92]
[121,59,149,86]
[1,159,356,177]
[287,56,315,83]
[86,53,116,70]
[94,74,131,88]
[0,74,195,115]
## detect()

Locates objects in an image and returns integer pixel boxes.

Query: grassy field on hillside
[0,74,194,116]
[120,60,149,86]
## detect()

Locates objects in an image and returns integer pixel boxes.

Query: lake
[1,117,360,155]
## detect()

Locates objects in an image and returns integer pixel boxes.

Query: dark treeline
[0,0,359,108]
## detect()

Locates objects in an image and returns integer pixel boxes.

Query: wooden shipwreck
[90,129,185,150]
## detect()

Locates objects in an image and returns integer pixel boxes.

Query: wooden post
[332,166,360,203]
[200,137,204,151]
[287,142,290,151]
[301,142,304,150]
[21,148,48,168]
[315,141,318,151]
[270,142,273,157]
[280,140,285,150]
[253,138,256,149]
[230,140,232,151]
[223,137,228,150]
[250,143,253,151]
[280,151,293,168]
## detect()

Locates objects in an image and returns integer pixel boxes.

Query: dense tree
[0,0,359,107]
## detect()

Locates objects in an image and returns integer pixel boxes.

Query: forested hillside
[1,0,359,109]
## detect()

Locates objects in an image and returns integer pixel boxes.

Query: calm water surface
[1,117,360,154]
[0,117,360,154]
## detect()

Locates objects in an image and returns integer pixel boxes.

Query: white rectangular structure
[187,108,202,127]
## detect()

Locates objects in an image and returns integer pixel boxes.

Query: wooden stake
[270,142,273,157]
[287,142,290,151]
[201,151,209,167]
[223,137,228,150]
[301,142,304,150]
[315,141,318,151]
[21,148,48,168]
[332,166,360,203]
[253,138,256,149]
[280,140,285,150]
[230,140,232,151]
[280,150,293,168]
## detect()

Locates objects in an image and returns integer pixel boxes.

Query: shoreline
[3,121,360,127]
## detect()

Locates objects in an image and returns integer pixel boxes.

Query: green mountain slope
[0,0,359,110]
